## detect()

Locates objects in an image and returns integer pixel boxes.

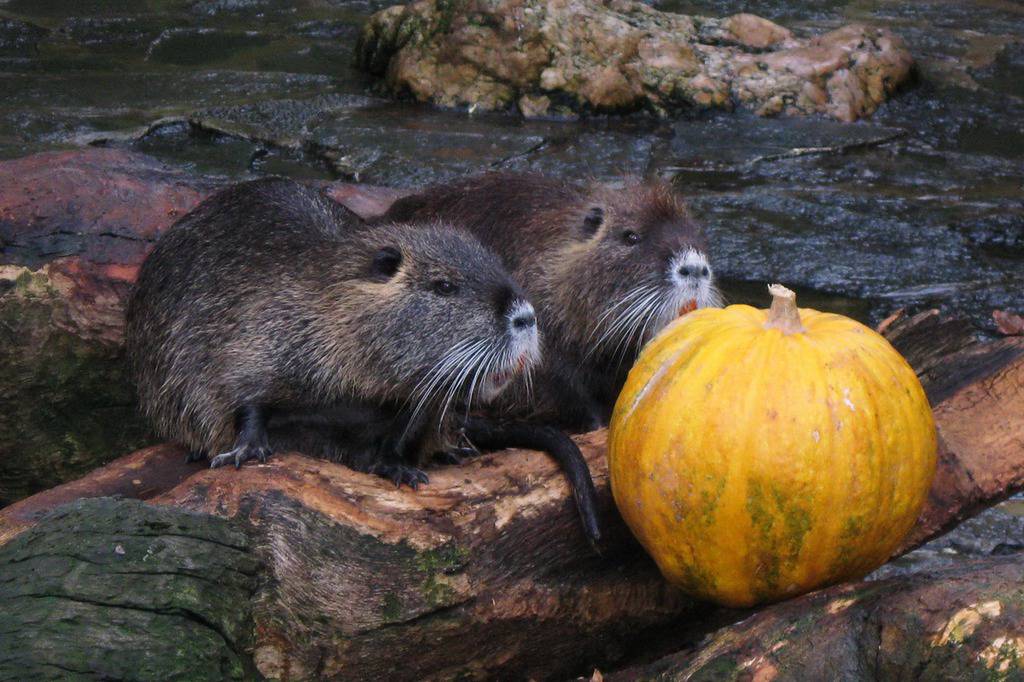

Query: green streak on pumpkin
[771,484,812,561]
[698,475,726,527]
[831,515,868,574]
[746,479,781,595]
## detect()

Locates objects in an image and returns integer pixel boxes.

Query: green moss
[381,593,403,621]
[414,544,469,608]
[985,639,1022,681]
[14,269,34,290]
[415,544,470,574]
[0,290,153,505]
[0,498,258,680]
[421,573,456,607]
[431,0,464,36]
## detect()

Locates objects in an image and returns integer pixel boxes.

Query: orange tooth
[679,299,698,316]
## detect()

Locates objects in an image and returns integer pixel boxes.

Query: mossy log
[1,309,1022,679]
[0,149,398,505]
[0,149,215,504]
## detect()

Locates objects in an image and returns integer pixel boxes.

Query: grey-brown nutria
[381,172,722,431]
[125,177,543,489]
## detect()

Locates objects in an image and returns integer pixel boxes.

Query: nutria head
[541,179,721,366]
[319,222,541,425]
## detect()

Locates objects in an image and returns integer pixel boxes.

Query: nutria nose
[672,248,712,285]
[513,311,536,330]
[508,301,537,334]
[678,264,710,278]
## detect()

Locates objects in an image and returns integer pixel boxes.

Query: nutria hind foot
[433,428,481,465]
[371,462,429,489]
[209,404,272,469]
[209,443,272,469]
[362,408,433,489]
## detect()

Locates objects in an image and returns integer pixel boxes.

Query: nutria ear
[582,207,604,236]
[371,246,402,278]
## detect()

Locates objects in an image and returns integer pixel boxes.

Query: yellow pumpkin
[608,284,937,607]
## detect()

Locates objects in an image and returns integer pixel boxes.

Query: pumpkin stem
[764,283,806,334]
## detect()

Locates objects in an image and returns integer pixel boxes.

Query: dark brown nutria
[126,177,602,544]
[125,177,542,488]
[382,172,722,431]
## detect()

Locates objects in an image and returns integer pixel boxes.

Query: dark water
[1,0,1022,565]
[1,0,1022,329]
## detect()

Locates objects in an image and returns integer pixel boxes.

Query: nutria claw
[209,443,272,469]
[371,463,429,489]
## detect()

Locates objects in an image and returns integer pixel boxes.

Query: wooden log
[0,149,216,504]
[607,554,1024,681]
[0,149,401,505]
[0,497,259,681]
[2,313,1022,679]
[2,434,696,681]
[882,310,1024,551]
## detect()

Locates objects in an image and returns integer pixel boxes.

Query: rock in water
[355,0,913,121]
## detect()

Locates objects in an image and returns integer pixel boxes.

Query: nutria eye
[622,230,640,245]
[433,280,458,296]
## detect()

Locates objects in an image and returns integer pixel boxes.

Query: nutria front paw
[371,463,429,489]
[209,443,272,469]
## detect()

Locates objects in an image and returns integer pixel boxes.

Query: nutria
[126,177,601,543]
[381,172,722,431]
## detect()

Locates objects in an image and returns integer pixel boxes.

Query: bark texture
[608,555,1024,681]
[2,435,697,681]
[2,150,1023,680]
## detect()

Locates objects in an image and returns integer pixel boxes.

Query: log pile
[1,298,1022,679]
[2,149,1023,679]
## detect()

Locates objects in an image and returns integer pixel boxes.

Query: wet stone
[665,115,905,167]
[194,93,381,142]
[871,496,1024,580]
[145,27,273,65]
[0,18,48,57]
[356,0,913,122]
[55,16,176,53]
[189,0,276,15]
[0,0,146,19]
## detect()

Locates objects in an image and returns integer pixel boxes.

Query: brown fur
[382,172,719,430]
[126,178,535,468]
